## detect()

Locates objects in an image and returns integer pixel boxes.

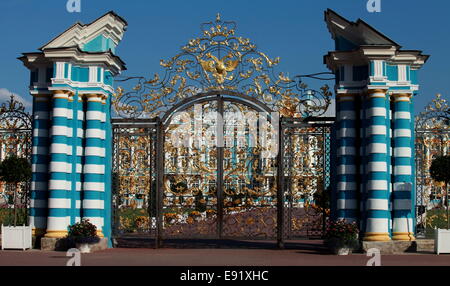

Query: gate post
[324,9,428,240]
[155,118,164,248]
[19,12,127,248]
[277,117,284,249]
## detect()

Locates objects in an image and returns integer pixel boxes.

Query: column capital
[52,90,74,99]
[366,89,388,96]
[390,93,412,102]
[84,93,105,101]
[336,93,356,102]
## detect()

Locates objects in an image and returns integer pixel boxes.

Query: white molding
[89,66,98,83]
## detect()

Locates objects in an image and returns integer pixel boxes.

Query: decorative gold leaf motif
[113,15,332,120]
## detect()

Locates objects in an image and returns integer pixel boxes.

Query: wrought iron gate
[281,117,332,240]
[110,14,334,247]
[112,112,333,245]
[112,119,158,241]
[415,94,450,237]
[0,95,32,226]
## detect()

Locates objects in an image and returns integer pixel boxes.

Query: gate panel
[162,101,219,238]
[221,101,278,239]
[112,120,157,240]
[282,118,332,239]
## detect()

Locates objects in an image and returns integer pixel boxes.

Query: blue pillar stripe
[31,190,48,200]
[30,96,51,231]
[30,208,48,217]
[48,209,72,217]
[48,190,72,199]
[367,210,391,219]
[336,95,358,222]
[33,120,50,129]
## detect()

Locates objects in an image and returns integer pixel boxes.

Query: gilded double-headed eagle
[199,52,239,84]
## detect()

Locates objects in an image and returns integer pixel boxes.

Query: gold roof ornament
[416,93,450,131]
[113,15,332,119]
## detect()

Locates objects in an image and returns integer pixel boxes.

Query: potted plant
[0,155,32,250]
[324,220,359,255]
[66,219,100,253]
[430,155,450,254]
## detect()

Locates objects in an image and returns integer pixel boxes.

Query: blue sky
[0,0,448,114]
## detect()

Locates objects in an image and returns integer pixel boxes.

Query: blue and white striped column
[336,94,358,222]
[82,94,106,236]
[45,91,73,238]
[363,89,391,241]
[30,95,51,236]
[392,93,415,241]
[70,93,84,224]
[360,96,368,233]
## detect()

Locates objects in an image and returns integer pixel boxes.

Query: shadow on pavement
[114,236,330,254]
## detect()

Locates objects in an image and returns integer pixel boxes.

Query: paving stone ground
[0,240,448,266]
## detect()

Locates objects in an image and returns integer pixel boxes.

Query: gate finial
[216,13,221,22]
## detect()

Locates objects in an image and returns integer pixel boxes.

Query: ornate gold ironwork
[113,15,332,118]
[415,93,450,235]
[0,95,32,208]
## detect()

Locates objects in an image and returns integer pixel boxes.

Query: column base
[44,230,68,238]
[32,228,46,237]
[392,232,415,241]
[96,230,104,238]
[363,232,391,241]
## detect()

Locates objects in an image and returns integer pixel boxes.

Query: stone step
[362,239,435,254]
[416,239,434,253]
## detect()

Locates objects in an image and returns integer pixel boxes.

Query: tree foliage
[430,155,450,229]
[0,155,31,226]
[430,155,450,185]
[0,155,31,184]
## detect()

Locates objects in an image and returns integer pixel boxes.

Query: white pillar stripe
[367,162,387,172]
[337,199,358,209]
[394,112,411,120]
[85,129,106,139]
[83,164,105,174]
[394,147,412,157]
[367,180,388,190]
[393,129,411,138]
[394,166,412,175]
[48,198,71,209]
[367,143,387,154]
[337,165,356,175]
[52,108,73,119]
[366,199,389,210]
[82,200,105,209]
[366,107,386,118]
